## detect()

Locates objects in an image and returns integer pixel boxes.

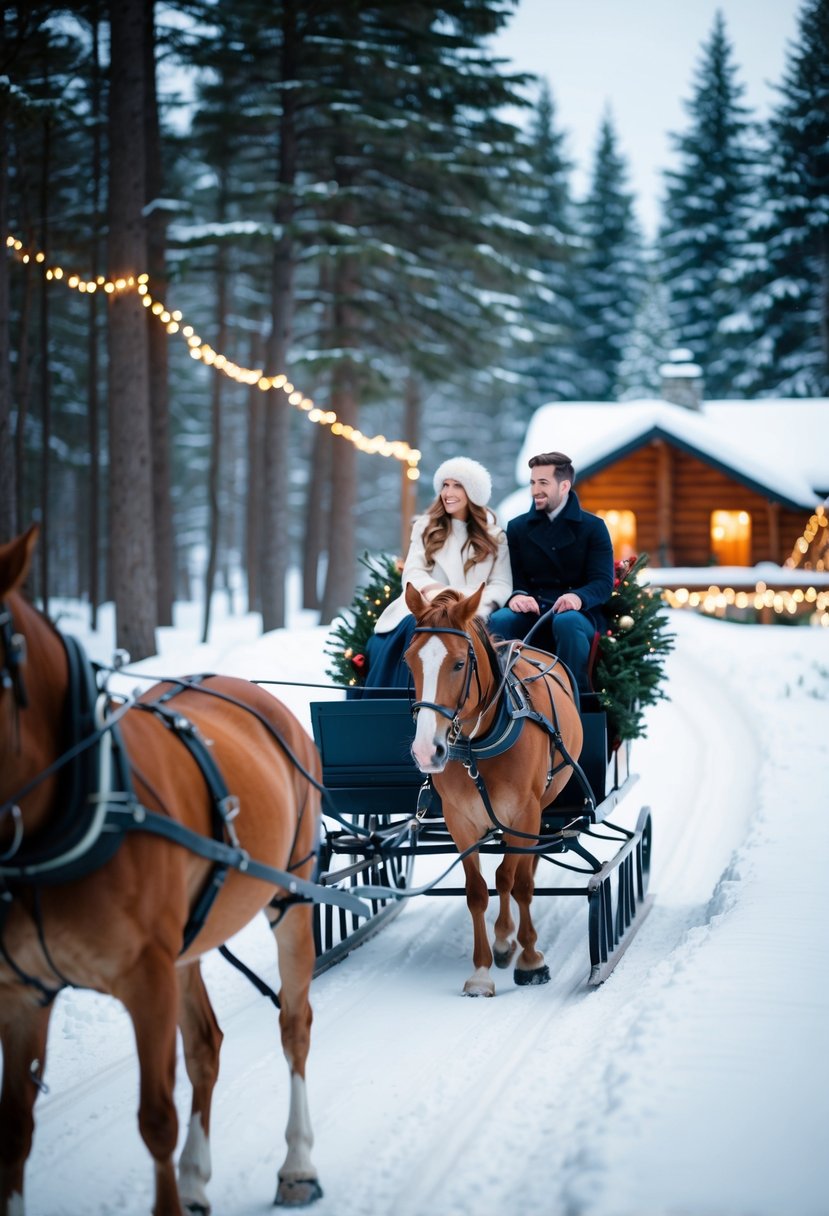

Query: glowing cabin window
[710,510,751,565]
[598,509,637,559]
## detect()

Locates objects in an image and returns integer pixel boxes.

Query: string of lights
[661,580,829,627]
[4,233,422,479]
[784,505,827,571]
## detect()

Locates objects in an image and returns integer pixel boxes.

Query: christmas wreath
[326,550,673,742]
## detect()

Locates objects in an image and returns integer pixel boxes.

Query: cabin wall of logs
[577,441,807,567]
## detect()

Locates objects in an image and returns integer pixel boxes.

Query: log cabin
[498,358,829,621]
[502,362,826,569]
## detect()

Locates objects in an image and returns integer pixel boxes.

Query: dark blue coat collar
[524,489,584,527]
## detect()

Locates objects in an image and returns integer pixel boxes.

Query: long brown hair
[421,497,500,574]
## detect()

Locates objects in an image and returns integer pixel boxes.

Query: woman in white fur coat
[363,456,512,691]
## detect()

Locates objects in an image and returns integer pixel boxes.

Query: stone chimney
[659,347,703,410]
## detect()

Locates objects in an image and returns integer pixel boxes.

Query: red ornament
[351,653,366,670]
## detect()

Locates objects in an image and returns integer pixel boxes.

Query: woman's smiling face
[440,478,469,518]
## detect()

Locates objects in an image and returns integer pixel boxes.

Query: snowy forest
[1,0,828,659]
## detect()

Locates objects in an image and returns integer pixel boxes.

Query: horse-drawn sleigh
[0,525,652,1215]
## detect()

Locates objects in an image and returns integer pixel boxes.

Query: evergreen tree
[722,0,829,397]
[3,4,99,589]
[659,11,758,398]
[576,110,644,401]
[594,553,675,742]
[513,81,586,409]
[616,268,676,400]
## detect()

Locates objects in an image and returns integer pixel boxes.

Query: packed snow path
[17,613,829,1216]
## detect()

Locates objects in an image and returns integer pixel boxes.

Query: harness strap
[0,894,62,1007]
[105,803,370,919]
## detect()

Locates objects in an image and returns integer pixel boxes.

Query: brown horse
[404,582,584,997]
[0,527,325,1215]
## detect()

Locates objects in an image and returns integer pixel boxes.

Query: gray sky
[493,0,803,237]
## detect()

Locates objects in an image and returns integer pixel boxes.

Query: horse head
[404,581,499,772]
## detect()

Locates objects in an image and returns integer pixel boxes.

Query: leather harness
[410,623,596,840]
[0,604,368,1004]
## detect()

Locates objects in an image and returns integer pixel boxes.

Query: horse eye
[453,659,465,672]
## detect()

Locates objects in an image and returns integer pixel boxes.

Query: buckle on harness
[219,794,242,848]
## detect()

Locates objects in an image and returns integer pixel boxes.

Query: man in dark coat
[488,451,613,691]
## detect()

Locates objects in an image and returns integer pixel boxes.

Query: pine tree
[659,11,758,397]
[325,552,403,686]
[513,82,586,409]
[576,111,644,401]
[616,268,676,400]
[4,5,103,590]
[722,0,829,397]
[594,553,675,742]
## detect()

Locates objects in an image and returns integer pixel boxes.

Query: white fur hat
[432,457,492,507]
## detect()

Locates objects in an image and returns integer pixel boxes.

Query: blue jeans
[488,605,596,691]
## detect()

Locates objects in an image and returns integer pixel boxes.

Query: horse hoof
[275,1177,324,1207]
[463,978,495,997]
[493,940,517,969]
[514,964,550,986]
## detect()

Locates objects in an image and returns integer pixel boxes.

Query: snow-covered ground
[14,595,829,1216]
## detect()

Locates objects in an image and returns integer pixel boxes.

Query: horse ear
[404,581,429,620]
[449,582,485,627]
[0,525,39,599]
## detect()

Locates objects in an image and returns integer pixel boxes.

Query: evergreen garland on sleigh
[325,551,674,742]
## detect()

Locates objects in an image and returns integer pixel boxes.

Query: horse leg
[512,853,550,986]
[114,945,184,1216]
[176,963,223,1215]
[0,997,52,1215]
[492,854,518,969]
[272,903,322,1207]
[460,855,495,997]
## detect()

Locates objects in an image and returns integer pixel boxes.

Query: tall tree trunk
[87,0,103,628]
[320,345,358,623]
[107,0,156,660]
[260,0,298,632]
[301,259,332,611]
[13,255,33,533]
[38,116,51,613]
[201,223,228,644]
[0,106,14,540]
[245,331,264,615]
[144,0,173,626]
[320,195,360,623]
[401,370,421,550]
[302,423,331,610]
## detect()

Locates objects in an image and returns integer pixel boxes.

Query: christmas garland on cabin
[325,550,674,742]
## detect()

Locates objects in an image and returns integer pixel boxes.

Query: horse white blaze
[411,635,448,771]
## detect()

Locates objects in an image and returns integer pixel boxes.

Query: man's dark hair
[528,451,575,484]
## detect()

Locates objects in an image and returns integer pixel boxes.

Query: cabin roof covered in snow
[507,398,828,514]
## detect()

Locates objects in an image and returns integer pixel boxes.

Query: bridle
[408,624,490,741]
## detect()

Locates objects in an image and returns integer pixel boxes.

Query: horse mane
[8,585,65,647]
[414,590,503,690]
